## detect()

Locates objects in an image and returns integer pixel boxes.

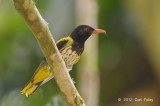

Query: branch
[12,0,85,105]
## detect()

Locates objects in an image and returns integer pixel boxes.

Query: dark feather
[56,39,69,51]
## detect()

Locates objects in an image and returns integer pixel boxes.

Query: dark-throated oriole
[21,25,106,97]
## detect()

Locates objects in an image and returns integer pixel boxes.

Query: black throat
[70,33,90,56]
[71,41,84,56]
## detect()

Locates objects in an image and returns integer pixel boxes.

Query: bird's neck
[71,40,84,55]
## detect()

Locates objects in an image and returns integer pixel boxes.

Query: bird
[21,25,106,97]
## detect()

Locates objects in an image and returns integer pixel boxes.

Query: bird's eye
[85,28,90,32]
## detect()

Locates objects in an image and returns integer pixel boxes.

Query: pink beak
[92,29,106,34]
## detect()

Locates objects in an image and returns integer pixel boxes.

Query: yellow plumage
[21,36,79,97]
[21,66,52,97]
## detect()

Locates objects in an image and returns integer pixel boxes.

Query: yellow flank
[21,65,53,97]
[75,56,81,64]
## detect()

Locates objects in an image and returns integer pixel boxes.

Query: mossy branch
[12,0,85,105]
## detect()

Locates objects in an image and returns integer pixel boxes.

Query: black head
[70,25,95,43]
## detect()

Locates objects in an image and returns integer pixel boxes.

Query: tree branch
[12,0,84,105]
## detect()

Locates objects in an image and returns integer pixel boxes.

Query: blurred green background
[0,0,160,106]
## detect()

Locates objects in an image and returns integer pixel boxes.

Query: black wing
[56,39,69,51]
[41,38,69,64]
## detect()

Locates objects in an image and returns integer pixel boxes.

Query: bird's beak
[92,29,106,34]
